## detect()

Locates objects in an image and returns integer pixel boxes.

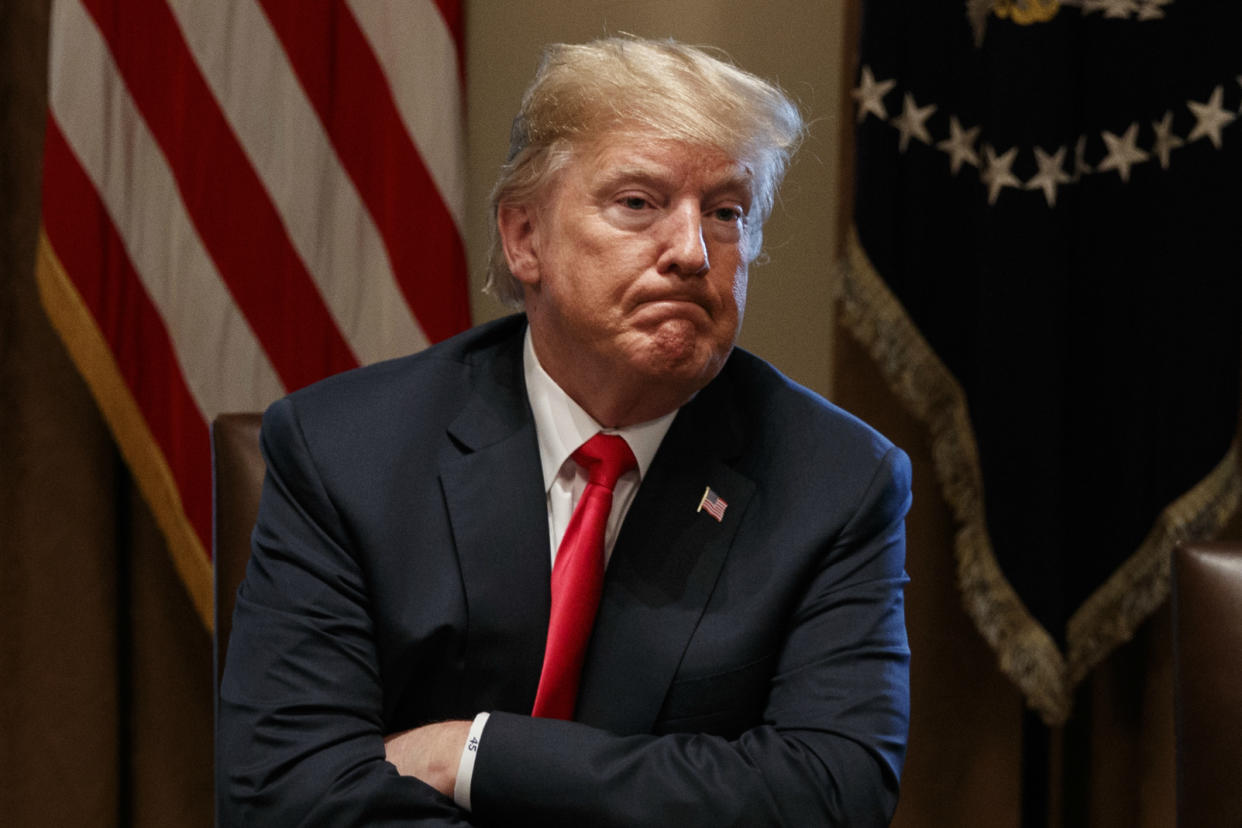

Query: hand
[384,720,473,798]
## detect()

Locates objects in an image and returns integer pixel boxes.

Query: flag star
[1071,134,1093,182]
[1187,85,1237,149]
[1025,146,1071,207]
[1097,123,1149,182]
[1083,0,1137,17]
[891,92,937,152]
[1102,0,1140,18]
[852,66,896,123]
[936,116,981,175]
[966,0,992,46]
[1151,110,1184,169]
[1080,0,1115,15]
[980,144,1021,205]
[1136,0,1172,20]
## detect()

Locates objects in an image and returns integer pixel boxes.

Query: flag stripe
[348,0,466,230]
[82,0,361,390]
[261,0,471,344]
[41,116,213,546]
[429,0,464,77]
[48,0,286,418]
[166,0,431,366]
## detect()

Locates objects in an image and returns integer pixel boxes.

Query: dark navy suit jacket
[218,314,911,826]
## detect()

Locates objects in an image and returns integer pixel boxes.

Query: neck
[529,331,697,429]
[554,366,693,429]
[575,384,690,430]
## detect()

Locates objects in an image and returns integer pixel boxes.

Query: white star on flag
[1082,0,1137,17]
[1186,85,1236,149]
[852,66,896,123]
[1025,146,1072,208]
[891,92,937,152]
[1137,0,1173,20]
[980,144,1021,205]
[1101,0,1140,19]
[1151,111,1185,169]
[1072,134,1093,183]
[1098,123,1150,182]
[936,116,981,175]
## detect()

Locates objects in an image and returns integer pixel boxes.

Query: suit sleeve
[470,445,913,828]
[216,398,476,827]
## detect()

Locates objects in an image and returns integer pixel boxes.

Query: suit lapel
[440,330,551,713]
[575,369,755,734]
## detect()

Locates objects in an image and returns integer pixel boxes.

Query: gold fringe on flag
[35,229,213,631]
[841,226,1070,725]
[840,226,1242,724]
[1066,441,1240,684]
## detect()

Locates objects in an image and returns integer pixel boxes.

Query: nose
[657,201,709,276]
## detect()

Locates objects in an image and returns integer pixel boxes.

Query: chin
[634,341,728,387]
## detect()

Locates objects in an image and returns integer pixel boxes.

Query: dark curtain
[0,2,212,825]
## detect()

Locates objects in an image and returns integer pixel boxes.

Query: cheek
[731,271,748,319]
[718,258,747,318]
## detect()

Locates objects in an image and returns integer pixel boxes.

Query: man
[219,36,911,826]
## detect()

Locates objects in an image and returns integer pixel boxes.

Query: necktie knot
[572,433,637,492]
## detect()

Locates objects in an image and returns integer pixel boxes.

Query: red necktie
[531,433,637,720]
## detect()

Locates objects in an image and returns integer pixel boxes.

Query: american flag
[35,0,470,629]
[698,487,728,523]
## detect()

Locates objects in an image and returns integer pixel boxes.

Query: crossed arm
[384,721,470,798]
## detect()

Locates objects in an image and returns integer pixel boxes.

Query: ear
[497,203,541,289]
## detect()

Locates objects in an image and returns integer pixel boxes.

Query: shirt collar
[523,328,676,493]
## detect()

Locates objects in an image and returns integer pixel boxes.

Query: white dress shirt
[452,329,676,810]
[523,331,675,564]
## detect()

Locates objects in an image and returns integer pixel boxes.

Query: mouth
[631,297,711,323]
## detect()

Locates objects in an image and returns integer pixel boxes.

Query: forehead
[569,132,754,198]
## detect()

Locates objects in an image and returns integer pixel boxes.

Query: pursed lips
[631,295,713,322]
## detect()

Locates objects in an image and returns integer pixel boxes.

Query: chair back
[211,413,265,698]
[1172,542,1242,828]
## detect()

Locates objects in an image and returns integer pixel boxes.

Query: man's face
[504,132,755,423]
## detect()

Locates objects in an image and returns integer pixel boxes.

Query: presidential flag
[36,0,470,628]
[843,0,1242,723]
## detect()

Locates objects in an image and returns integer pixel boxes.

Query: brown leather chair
[211,413,266,701]
[1172,542,1242,828]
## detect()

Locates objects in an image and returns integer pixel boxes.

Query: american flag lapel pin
[697,486,727,522]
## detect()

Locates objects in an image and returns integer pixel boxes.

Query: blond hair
[485,36,804,307]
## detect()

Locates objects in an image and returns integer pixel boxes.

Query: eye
[712,206,743,223]
[619,195,650,210]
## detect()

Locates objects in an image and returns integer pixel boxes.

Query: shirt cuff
[452,712,490,811]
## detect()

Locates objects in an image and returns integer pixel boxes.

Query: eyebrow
[706,172,755,207]
[591,164,754,207]
[592,165,672,193]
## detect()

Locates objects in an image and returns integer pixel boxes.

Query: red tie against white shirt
[531,433,637,720]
